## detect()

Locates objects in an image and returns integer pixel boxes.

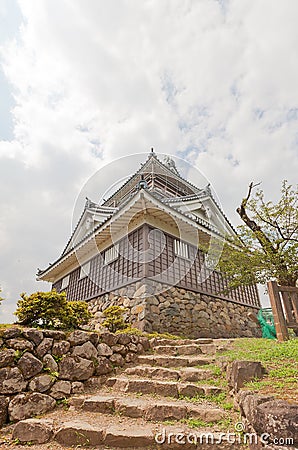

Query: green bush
[102,305,127,333]
[15,290,92,329]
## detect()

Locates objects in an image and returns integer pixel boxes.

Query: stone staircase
[9,337,240,449]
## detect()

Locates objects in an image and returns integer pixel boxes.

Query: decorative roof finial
[163,155,180,175]
[204,183,212,196]
[85,197,91,208]
[150,147,156,157]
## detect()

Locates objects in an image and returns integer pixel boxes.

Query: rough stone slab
[154,344,203,356]
[104,424,154,447]
[79,395,224,424]
[178,383,205,398]
[28,374,55,393]
[49,380,71,399]
[58,356,94,381]
[55,420,104,446]
[12,419,53,444]
[0,349,16,368]
[253,400,298,445]
[71,381,85,394]
[202,385,223,395]
[8,393,56,421]
[0,367,27,394]
[72,341,97,359]
[114,398,146,418]
[95,356,113,375]
[2,328,21,339]
[110,353,125,366]
[110,377,179,397]
[145,403,187,421]
[227,360,265,391]
[22,329,43,346]
[43,330,66,340]
[100,332,119,346]
[68,330,93,346]
[83,395,115,413]
[198,344,217,354]
[97,342,113,356]
[0,395,8,427]
[6,338,34,352]
[43,354,58,373]
[187,405,224,422]
[179,368,213,382]
[187,356,215,366]
[17,352,43,379]
[36,338,53,358]
[137,355,212,368]
[68,396,86,409]
[151,338,213,347]
[52,340,71,357]
[124,366,180,380]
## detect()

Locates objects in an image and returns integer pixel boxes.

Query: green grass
[179,392,233,411]
[219,338,298,362]
[219,337,298,402]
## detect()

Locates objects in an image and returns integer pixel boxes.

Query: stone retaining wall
[88,282,261,338]
[0,327,149,427]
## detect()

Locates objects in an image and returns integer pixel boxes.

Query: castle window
[104,243,119,265]
[174,239,189,259]
[79,261,91,279]
[61,275,70,290]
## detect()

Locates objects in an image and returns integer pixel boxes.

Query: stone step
[137,354,214,367]
[150,338,214,347]
[124,365,213,382]
[13,418,240,449]
[107,376,222,398]
[81,394,224,422]
[154,343,217,356]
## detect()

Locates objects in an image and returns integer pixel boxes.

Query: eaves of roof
[37,188,226,280]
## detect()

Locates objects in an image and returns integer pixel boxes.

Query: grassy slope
[219,338,298,403]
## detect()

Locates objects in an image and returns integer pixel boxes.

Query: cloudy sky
[1,0,298,322]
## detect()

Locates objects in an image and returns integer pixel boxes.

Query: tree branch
[236,182,277,255]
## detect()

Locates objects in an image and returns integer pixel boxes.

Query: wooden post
[267,281,289,342]
[291,292,298,322]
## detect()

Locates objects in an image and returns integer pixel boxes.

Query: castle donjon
[38,151,260,338]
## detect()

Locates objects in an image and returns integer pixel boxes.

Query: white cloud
[0,0,298,320]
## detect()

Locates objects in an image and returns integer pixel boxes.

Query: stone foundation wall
[0,327,149,427]
[88,282,261,339]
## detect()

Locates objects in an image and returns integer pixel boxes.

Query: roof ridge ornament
[204,183,212,196]
[85,197,92,208]
[163,155,180,175]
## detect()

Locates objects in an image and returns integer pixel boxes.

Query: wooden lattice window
[79,261,91,280]
[61,275,70,290]
[174,239,189,259]
[104,243,119,265]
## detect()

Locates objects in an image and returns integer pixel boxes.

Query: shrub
[102,305,127,333]
[15,290,91,329]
